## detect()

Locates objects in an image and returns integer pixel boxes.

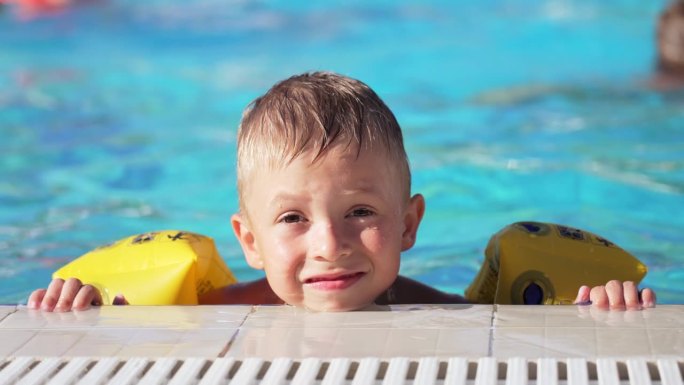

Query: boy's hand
[27,278,103,312]
[574,280,656,310]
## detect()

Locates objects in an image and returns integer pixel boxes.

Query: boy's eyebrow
[269,192,310,205]
[340,184,382,195]
[268,184,382,205]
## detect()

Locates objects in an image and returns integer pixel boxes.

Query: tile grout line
[487,304,497,357]
[217,305,257,358]
[0,306,19,327]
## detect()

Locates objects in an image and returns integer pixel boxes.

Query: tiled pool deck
[0,304,682,359]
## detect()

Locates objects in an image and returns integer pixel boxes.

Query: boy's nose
[310,222,351,261]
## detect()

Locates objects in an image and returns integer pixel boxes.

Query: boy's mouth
[303,272,365,290]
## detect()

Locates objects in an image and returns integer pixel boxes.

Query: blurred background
[1,0,682,304]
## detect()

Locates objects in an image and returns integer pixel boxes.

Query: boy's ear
[401,194,425,251]
[231,213,265,270]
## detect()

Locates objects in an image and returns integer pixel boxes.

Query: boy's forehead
[240,148,408,219]
[274,144,393,172]
[238,139,410,213]
[242,145,398,187]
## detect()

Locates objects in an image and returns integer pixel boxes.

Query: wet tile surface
[0,305,252,329]
[492,305,684,359]
[0,330,37,357]
[0,305,681,359]
[0,306,16,322]
[228,304,493,358]
[494,304,680,329]
[0,306,250,357]
[62,328,238,357]
[231,326,491,358]
[242,304,493,329]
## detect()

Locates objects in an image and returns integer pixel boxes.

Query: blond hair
[236,71,410,209]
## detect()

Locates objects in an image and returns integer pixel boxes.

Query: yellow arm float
[53,230,237,305]
[465,222,647,304]
[53,222,647,305]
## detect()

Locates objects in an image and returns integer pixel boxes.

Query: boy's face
[232,146,424,311]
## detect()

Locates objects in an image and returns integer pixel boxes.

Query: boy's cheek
[270,240,304,265]
[261,243,306,283]
[360,226,400,252]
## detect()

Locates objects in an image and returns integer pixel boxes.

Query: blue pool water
[1,0,682,304]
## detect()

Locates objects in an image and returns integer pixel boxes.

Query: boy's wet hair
[657,1,684,74]
[236,71,411,209]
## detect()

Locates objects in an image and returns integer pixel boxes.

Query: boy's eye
[349,208,374,217]
[280,213,304,224]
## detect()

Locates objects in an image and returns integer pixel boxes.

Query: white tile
[0,330,37,356]
[228,327,346,358]
[492,327,599,359]
[12,330,85,356]
[90,306,250,329]
[3,307,103,329]
[595,328,655,358]
[434,328,491,357]
[495,305,684,330]
[0,306,17,324]
[63,329,133,357]
[63,327,240,357]
[493,310,684,360]
[73,329,182,358]
[122,328,237,358]
[573,307,649,328]
[113,332,177,357]
[492,325,679,360]
[167,328,240,357]
[1,304,682,360]
[646,328,684,357]
[228,326,490,359]
[642,305,684,328]
[4,305,251,330]
[495,305,596,328]
[246,304,493,329]
[228,305,493,358]
[491,328,548,358]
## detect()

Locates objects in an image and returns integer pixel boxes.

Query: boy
[28,72,656,312]
[652,0,684,89]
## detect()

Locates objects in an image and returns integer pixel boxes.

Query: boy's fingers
[55,278,84,312]
[622,281,641,310]
[27,289,47,309]
[73,285,102,310]
[640,288,656,308]
[41,278,65,312]
[112,294,129,306]
[573,285,591,305]
[605,280,626,309]
[589,285,609,308]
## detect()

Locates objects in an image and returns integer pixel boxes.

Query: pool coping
[0,304,682,359]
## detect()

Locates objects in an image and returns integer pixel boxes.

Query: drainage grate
[0,356,682,385]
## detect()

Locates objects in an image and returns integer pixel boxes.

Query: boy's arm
[377,275,469,305]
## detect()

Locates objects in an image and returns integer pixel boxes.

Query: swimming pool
[1,0,682,304]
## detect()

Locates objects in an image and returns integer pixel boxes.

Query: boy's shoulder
[198,276,468,306]
[378,275,469,305]
[199,278,284,305]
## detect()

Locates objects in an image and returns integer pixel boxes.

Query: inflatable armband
[53,230,237,305]
[465,222,648,304]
